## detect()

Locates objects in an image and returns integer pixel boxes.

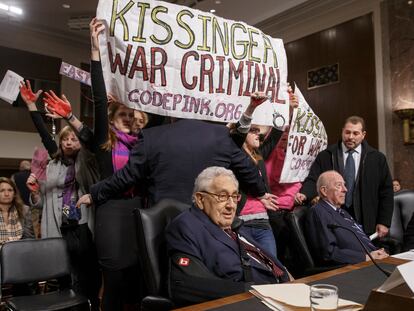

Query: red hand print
[19,80,40,104]
[43,91,72,118]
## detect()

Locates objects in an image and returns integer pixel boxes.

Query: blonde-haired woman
[20,81,100,310]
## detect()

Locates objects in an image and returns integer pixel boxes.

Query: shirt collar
[323,199,340,211]
[341,142,362,154]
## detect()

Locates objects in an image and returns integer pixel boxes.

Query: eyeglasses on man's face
[200,191,241,203]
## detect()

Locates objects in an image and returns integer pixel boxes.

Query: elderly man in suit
[305,170,389,265]
[296,116,393,238]
[166,166,289,306]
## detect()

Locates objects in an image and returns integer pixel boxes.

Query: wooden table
[174,257,407,311]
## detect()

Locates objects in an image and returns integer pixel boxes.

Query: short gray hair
[193,166,239,197]
[316,170,339,197]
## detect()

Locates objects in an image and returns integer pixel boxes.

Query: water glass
[310,284,338,311]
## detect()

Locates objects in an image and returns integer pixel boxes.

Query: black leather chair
[388,190,414,252]
[134,199,190,311]
[0,238,89,311]
[283,205,344,278]
[390,190,414,242]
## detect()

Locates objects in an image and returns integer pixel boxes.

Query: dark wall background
[284,13,378,147]
[0,45,61,133]
[0,46,61,173]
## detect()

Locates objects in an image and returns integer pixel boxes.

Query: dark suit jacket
[404,214,414,251]
[305,200,376,264]
[300,140,393,235]
[90,119,266,206]
[12,170,31,206]
[165,205,288,303]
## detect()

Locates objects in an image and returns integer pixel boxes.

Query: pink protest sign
[31,147,48,181]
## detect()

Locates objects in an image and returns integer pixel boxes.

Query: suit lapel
[191,206,240,254]
[320,200,349,229]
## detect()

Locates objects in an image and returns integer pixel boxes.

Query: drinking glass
[310,284,338,311]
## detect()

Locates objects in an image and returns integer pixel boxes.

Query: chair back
[389,190,414,243]
[134,199,190,295]
[285,206,315,271]
[0,238,70,285]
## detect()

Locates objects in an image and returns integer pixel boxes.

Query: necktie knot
[347,149,355,155]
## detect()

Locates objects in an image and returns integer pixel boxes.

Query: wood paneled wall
[284,14,378,147]
[0,46,61,133]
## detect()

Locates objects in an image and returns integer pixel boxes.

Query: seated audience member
[393,179,402,193]
[404,213,414,251]
[305,171,389,265]
[0,177,34,245]
[166,167,289,305]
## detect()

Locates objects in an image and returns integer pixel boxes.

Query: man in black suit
[166,166,288,305]
[80,118,276,208]
[305,170,389,265]
[296,116,393,237]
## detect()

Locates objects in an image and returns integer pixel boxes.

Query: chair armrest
[141,295,175,311]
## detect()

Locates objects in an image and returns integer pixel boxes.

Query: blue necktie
[344,149,355,207]
[337,209,375,249]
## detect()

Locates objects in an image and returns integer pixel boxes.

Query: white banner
[97,0,289,125]
[279,86,328,183]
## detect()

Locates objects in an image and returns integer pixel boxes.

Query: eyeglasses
[200,191,241,203]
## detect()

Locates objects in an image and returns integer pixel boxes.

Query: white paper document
[0,70,24,104]
[377,260,414,294]
[369,232,378,241]
[251,283,362,310]
[392,249,414,261]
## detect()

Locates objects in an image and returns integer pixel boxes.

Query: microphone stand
[327,223,391,277]
[231,218,253,282]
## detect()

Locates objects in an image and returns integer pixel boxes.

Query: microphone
[327,223,391,277]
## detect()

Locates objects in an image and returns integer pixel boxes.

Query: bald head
[317,171,347,207]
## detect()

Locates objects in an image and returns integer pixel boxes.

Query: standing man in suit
[78,117,277,209]
[295,116,393,237]
[305,171,389,265]
[166,166,289,305]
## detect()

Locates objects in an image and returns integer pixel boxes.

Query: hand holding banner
[279,86,328,183]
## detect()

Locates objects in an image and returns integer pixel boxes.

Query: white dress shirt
[342,142,362,180]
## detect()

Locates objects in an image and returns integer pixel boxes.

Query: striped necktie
[225,229,285,278]
[344,149,355,207]
[337,209,375,249]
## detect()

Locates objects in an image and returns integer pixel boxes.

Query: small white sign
[0,70,24,104]
[59,62,91,86]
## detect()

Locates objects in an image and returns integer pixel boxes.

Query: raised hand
[43,91,73,119]
[90,17,105,60]
[250,91,269,108]
[19,80,42,108]
[244,92,269,117]
[26,173,40,192]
